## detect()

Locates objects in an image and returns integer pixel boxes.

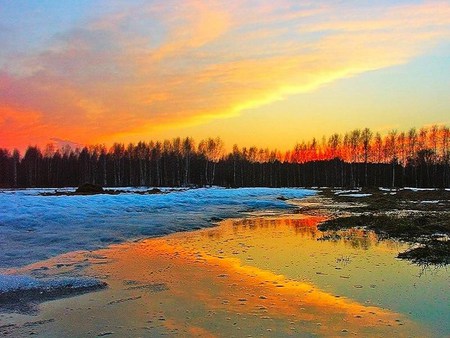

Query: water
[0,189,448,336]
[189,216,450,336]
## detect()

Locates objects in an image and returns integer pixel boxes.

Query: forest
[1,125,449,188]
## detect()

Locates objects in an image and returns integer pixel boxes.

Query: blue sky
[1,0,449,150]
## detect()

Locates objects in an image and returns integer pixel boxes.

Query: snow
[333,189,361,195]
[333,189,372,197]
[0,274,105,295]
[339,193,372,198]
[0,187,315,268]
[404,187,438,192]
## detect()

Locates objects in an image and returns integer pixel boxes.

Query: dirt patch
[397,241,450,266]
[311,188,450,266]
[39,187,170,196]
[322,188,450,212]
[0,278,107,315]
[318,215,450,239]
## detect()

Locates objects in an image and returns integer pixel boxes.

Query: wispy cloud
[50,137,84,150]
[1,0,449,149]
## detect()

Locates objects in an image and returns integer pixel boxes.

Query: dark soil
[0,281,107,315]
[316,188,450,265]
[318,215,450,239]
[76,183,104,194]
[40,187,166,196]
[321,188,450,212]
[397,241,450,265]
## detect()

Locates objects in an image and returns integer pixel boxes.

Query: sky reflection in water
[189,215,449,336]
[4,214,448,337]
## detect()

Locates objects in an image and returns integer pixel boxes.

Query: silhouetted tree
[2,125,449,189]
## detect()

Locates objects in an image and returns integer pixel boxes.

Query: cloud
[1,0,450,148]
[50,138,84,150]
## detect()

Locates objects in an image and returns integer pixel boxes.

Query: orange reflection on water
[7,214,429,337]
[80,215,426,337]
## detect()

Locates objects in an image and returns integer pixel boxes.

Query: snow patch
[333,189,361,195]
[0,274,106,314]
[0,187,315,268]
[339,194,372,198]
[404,187,438,192]
[0,275,105,295]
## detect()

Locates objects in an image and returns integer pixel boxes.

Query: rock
[76,183,104,194]
[277,196,289,201]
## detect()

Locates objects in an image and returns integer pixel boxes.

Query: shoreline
[0,187,316,269]
[307,188,450,265]
[2,206,448,336]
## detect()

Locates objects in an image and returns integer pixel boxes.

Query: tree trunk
[211,162,216,187]
[391,162,396,188]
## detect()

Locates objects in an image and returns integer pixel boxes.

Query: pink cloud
[1,0,450,148]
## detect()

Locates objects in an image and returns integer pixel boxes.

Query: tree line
[0,125,449,188]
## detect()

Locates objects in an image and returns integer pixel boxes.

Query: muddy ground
[302,188,450,265]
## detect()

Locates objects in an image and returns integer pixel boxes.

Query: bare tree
[12,149,20,187]
[182,137,195,186]
[231,144,240,187]
[441,126,450,186]
[349,129,361,187]
[387,130,398,188]
[199,137,224,186]
[361,128,373,186]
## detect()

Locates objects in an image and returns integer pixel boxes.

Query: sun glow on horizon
[1,1,450,151]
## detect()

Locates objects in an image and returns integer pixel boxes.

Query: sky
[1,0,450,152]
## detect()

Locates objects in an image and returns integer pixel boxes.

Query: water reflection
[319,228,380,250]
[230,216,395,250]
[47,234,427,337]
[4,214,448,337]
[233,216,323,238]
[195,215,449,336]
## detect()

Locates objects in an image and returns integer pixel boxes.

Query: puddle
[187,215,449,335]
[1,214,447,337]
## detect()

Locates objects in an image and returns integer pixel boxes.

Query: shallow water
[189,216,450,336]
[1,213,448,337]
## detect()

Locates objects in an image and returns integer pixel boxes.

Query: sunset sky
[1,0,449,152]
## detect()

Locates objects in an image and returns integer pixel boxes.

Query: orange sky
[1,1,450,152]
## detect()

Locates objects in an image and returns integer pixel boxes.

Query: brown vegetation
[317,188,450,265]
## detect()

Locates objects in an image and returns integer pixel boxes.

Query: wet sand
[0,214,439,337]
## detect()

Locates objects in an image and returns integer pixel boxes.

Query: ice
[0,275,105,294]
[0,274,106,313]
[333,189,361,195]
[0,187,315,268]
[404,187,438,192]
[339,193,372,197]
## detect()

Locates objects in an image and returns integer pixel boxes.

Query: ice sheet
[0,187,315,268]
[339,193,372,197]
[0,275,104,294]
